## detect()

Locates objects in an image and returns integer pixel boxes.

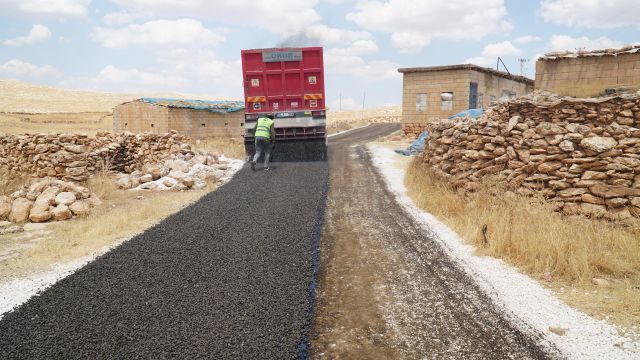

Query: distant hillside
[0,79,232,113]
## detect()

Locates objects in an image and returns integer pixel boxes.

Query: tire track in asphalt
[0,160,328,359]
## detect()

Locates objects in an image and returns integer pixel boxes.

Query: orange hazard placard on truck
[246,96,266,103]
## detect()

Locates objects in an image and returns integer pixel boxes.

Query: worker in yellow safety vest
[251,114,275,171]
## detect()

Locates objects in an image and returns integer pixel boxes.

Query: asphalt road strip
[0,159,244,320]
[0,160,328,359]
[368,144,640,360]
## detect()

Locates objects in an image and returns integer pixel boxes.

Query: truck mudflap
[245,138,327,162]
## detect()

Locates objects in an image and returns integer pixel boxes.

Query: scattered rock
[55,192,76,206]
[591,278,611,287]
[549,327,567,336]
[69,200,91,216]
[0,196,11,220]
[29,203,52,223]
[139,174,154,184]
[52,204,73,221]
[9,198,33,223]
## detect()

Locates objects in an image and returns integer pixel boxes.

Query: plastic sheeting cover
[140,98,245,113]
[448,108,484,120]
[395,131,429,156]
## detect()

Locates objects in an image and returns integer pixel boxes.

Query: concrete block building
[536,45,640,97]
[113,98,245,138]
[398,64,533,136]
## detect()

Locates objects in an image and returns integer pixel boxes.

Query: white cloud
[305,24,372,45]
[103,11,146,26]
[346,0,512,52]
[326,39,379,56]
[540,0,640,28]
[0,59,60,78]
[3,24,51,46]
[325,52,399,80]
[97,65,187,87]
[0,0,90,16]
[514,35,541,44]
[61,49,242,96]
[548,35,623,52]
[111,0,321,36]
[91,19,226,49]
[464,41,522,67]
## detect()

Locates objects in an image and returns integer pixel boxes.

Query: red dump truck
[241,47,327,161]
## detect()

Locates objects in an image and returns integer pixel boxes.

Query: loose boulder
[9,198,33,223]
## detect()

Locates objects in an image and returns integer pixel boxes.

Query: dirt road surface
[312,124,556,359]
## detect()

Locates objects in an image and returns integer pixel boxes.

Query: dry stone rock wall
[421,92,640,222]
[0,131,193,182]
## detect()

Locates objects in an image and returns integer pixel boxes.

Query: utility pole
[361,92,366,121]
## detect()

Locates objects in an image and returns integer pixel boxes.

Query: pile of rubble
[0,179,101,224]
[421,91,640,221]
[116,151,239,191]
[0,131,192,182]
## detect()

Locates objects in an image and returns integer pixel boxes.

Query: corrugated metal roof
[139,98,245,113]
[397,64,534,85]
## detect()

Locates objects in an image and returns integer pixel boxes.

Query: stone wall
[113,100,245,138]
[403,123,431,138]
[420,91,640,222]
[0,131,193,182]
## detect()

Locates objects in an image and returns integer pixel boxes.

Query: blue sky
[1,0,639,109]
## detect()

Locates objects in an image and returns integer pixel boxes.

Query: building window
[416,93,427,112]
[490,95,497,105]
[441,92,453,111]
[478,93,484,109]
[501,90,516,100]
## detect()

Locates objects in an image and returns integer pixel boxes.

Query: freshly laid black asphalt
[0,159,328,359]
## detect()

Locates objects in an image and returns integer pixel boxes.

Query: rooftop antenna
[517,58,530,77]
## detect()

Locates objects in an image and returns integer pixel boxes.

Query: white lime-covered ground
[368,144,639,360]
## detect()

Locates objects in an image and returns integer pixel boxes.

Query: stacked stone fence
[0,131,193,182]
[403,122,431,138]
[420,91,640,222]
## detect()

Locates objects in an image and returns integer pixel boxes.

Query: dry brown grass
[0,112,113,135]
[191,136,245,159]
[0,168,30,196]
[405,159,640,328]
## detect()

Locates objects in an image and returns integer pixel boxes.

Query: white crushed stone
[132,157,245,191]
[0,158,244,319]
[368,145,640,360]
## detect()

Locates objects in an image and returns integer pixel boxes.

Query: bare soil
[312,124,556,359]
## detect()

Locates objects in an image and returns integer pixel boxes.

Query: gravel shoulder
[312,124,555,359]
[0,160,328,359]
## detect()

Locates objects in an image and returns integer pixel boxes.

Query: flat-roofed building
[398,64,534,136]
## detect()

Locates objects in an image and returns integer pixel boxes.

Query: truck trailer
[241,47,327,161]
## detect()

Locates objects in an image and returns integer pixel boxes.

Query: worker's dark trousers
[253,137,272,168]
